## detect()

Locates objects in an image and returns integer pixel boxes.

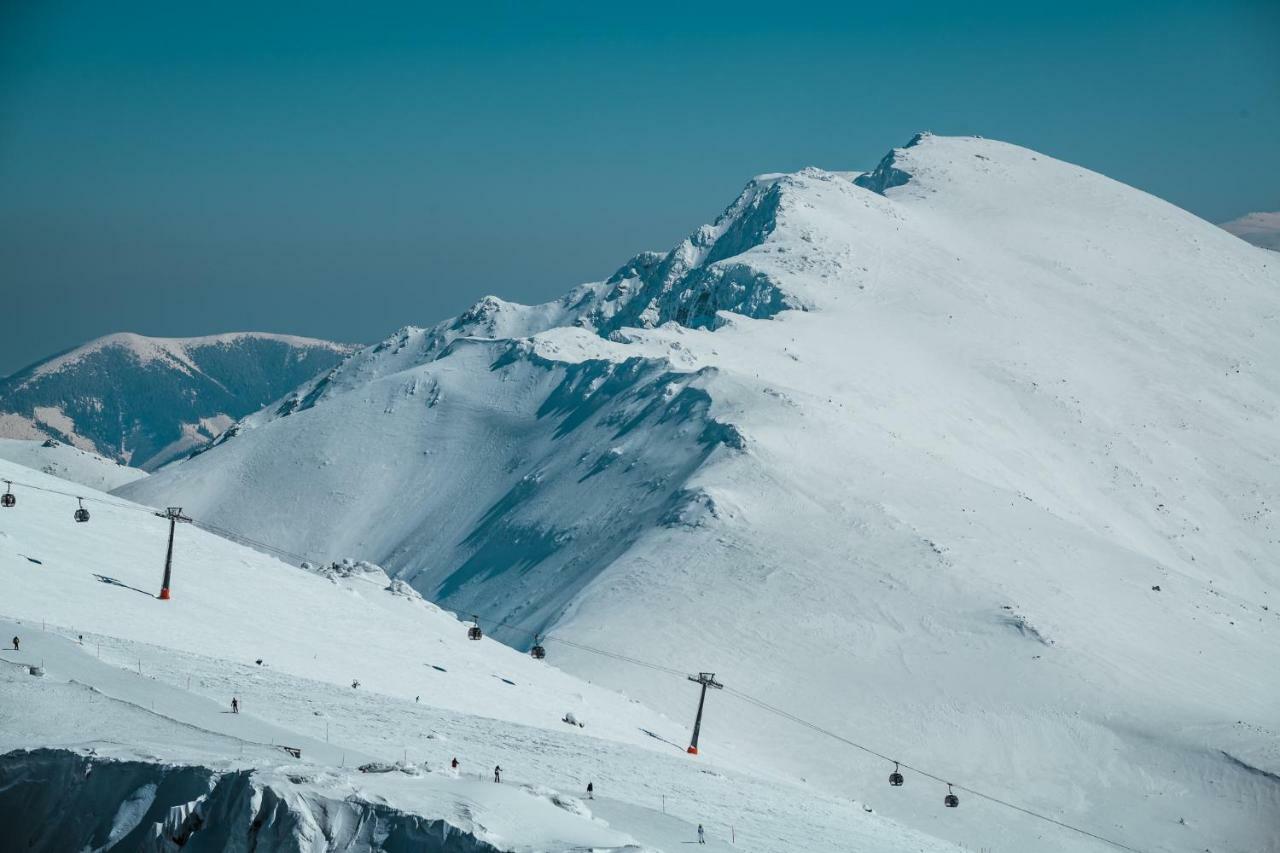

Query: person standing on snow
[493,765,502,783]
[451,757,459,771]
[231,697,239,714]
[697,824,705,844]
[586,782,594,799]
[11,636,18,652]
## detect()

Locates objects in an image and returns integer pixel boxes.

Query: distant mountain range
[1221,211,1280,251]
[0,332,355,470]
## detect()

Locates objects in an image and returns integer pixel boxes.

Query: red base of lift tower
[158,587,171,600]
[686,745,699,755]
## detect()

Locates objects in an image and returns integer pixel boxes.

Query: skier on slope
[11,636,18,652]
[698,823,706,844]
[231,697,239,714]
[494,765,502,783]
[451,757,459,771]
[587,782,594,799]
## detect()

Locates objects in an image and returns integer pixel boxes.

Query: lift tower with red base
[686,672,723,755]
[155,507,192,600]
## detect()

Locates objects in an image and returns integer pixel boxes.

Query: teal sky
[2,1,1277,375]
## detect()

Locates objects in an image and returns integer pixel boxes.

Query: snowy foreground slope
[123,134,1280,852]
[0,459,959,852]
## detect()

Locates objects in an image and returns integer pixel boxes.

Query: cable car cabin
[530,644,546,660]
[74,499,90,523]
[889,771,904,787]
[1,493,14,508]
[467,616,483,641]
[944,785,959,808]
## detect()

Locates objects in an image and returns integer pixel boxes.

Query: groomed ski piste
[0,458,964,852]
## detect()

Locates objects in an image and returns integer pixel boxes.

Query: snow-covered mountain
[1221,211,1280,251]
[120,134,1280,852]
[0,333,356,470]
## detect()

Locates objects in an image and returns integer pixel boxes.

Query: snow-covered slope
[0,438,147,491]
[1221,211,1280,251]
[122,134,1280,852]
[0,459,957,852]
[0,332,355,470]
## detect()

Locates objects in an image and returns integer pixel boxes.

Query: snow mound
[520,784,596,819]
[310,558,391,584]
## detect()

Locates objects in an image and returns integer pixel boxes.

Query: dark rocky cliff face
[0,748,505,853]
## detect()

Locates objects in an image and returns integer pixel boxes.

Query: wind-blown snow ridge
[264,176,798,420]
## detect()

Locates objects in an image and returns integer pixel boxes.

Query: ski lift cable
[719,687,1147,853]
[425,607,687,677]
[450,608,1147,851]
[457,604,1150,853]
[191,519,326,566]
[0,476,161,517]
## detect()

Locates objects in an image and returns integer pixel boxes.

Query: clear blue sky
[2,0,1277,375]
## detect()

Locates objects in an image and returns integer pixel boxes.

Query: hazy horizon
[3,0,1277,375]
